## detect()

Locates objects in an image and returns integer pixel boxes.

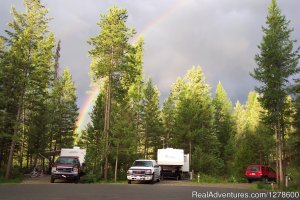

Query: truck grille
[57,168,72,173]
[132,170,145,175]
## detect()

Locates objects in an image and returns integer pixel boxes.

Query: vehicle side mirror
[154,165,159,168]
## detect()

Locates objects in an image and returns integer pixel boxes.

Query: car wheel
[50,176,55,183]
[248,179,252,183]
[128,180,132,184]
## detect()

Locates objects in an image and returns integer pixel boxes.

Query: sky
[1,0,300,131]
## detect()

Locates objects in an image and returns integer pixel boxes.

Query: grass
[0,177,23,184]
[192,174,234,184]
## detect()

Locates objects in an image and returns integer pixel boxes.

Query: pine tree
[233,92,274,178]
[251,0,300,187]
[3,0,55,178]
[171,66,222,175]
[140,79,162,159]
[213,82,234,174]
[88,6,134,180]
[49,68,78,149]
[161,96,176,148]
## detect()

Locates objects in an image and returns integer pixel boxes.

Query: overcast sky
[1,0,300,129]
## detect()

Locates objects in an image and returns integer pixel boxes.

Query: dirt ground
[21,175,253,190]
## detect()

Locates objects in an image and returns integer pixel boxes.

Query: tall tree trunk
[103,72,112,181]
[144,124,148,159]
[189,140,192,167]
[276,121,284,189]
[5,104,22,179]
[19,105,26,169]
[114,142,119,182]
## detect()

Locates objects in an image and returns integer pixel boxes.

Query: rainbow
[75,0,185,133]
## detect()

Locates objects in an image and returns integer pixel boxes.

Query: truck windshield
[56,157,78,165]
[132,161,153,167]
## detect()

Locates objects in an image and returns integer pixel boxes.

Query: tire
[74,176,80,184]
[248,179,252,183]
[128,180,132,184]
[50,176,55,183]
[151,173,155,184]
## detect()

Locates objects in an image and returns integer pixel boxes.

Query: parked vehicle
[127,160,161,184]
[157,148,190,180]
[51,147,86,183]
[245,164,276,183]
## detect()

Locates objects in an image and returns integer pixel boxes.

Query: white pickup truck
[127,159,161,184]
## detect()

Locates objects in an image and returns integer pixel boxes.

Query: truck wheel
[74,176,80,184]
[50,176,55,183]
[128,180,132,184]
[151,173,156,184]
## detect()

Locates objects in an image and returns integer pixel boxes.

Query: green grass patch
[0,177,23,184]
[256,181,273,190]
[192,174,230,184]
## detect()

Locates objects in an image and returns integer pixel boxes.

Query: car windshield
[247,165,260,171]
[56,157,78,165]
[132,161,153,167]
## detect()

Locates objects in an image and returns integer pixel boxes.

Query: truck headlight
[51,167,56,173]
[127,170,132,175]
[145,169,152,175]
[73,167,79,173]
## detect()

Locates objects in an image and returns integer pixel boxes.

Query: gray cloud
[1,0,300,128]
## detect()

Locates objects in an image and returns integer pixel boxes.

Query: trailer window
[132,161,153,167]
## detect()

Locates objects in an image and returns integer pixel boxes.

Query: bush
[287,167,300,191]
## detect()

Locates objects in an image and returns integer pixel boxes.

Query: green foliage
[163,66,223,175]
[213,82,234,174]
[232,92,274,179]
[48,68,78,149]
[140,79,162,159]
[0,0,79,179]
[287,167,300,191]
[251,0,300,187]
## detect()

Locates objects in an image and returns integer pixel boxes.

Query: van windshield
[247,165,260,171]
[132,161,153,167]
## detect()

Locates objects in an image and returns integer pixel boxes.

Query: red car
[245,164,276,183]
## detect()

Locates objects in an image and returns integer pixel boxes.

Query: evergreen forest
[0,0,299,190]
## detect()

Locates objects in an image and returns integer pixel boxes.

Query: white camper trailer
[60,147,86,166]
[157,148,189,180]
